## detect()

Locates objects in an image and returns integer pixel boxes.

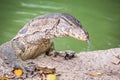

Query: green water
[0,0,120,52]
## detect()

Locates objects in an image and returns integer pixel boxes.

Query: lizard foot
[3,60,36,79]
[53,50,75,60]
[15,61,36,78]
[24,62,36,77]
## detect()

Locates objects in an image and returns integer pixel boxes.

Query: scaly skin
[0,13,89,77]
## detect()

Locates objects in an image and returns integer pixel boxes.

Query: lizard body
[12,13,88,60]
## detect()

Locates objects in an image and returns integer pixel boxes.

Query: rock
[0,48,120,80]
[31,48,120,80]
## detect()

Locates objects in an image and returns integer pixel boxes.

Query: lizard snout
[82,31,89,41]
[69,28,89,41]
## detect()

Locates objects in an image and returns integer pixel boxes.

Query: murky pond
[0,0,120,52]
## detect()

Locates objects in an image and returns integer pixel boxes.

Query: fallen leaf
[13,68,23,77]
[36,66,56,74]
[88,71,102,76]
[1,77,8,80]
[46,74,57,80]
[111,58,120,65]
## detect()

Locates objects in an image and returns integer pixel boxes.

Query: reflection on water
[16,11,37,16]
[21,2,63,10]
[0,0,120,52]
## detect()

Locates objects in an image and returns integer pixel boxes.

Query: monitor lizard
[0,13,89,77]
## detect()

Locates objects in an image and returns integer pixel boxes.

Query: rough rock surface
[27,48,120,80]
[1,48,120,80]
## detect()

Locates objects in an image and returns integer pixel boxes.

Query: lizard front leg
[46,42,75,60]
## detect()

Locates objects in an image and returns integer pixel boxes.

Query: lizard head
[57,13,89,41]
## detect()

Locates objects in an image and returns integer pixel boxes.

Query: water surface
[0,0,120,52]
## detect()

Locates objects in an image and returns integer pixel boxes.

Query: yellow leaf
[1,77,8,80]
[46,74,57,80]
[13,68,23,76]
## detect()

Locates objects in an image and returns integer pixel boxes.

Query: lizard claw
[4,56,36,78]
[64,50,75,60]
[25,62,36,76]
[12,61,36,78]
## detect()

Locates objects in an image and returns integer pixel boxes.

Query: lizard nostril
[82,32,89,40]
[84,31,89,39]
[86,34,89,39]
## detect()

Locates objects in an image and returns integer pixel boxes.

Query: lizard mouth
[81,34,89,41]
[68,32,89,41]
[81,30,89,41]
[76,31,89,41]
[68,28,89,41]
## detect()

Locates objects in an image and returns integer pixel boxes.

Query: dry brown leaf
[111,58,120,65]
[36,66,56,74]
